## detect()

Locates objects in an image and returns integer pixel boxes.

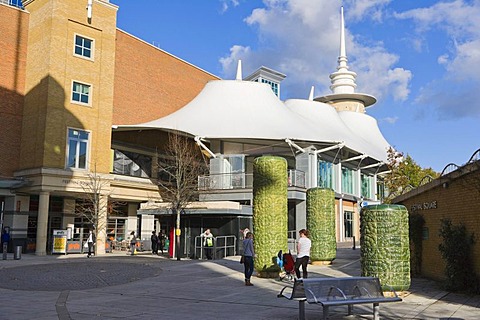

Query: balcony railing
[198,170,305,191]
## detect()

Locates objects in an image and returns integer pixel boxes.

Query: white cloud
[219,0,240,14]
[344,0,391,22]
[395,0,480,119]
[380,116,399,124]
[219,0,411,102]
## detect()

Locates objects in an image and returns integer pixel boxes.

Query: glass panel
[79,141,87,169]
[344,211,353,238]
[113,149,151,177]
[318,160,334,188]
[342,166,354,194]
[75,36,82,46]
[361,174,373,199]
[68,140,77,167]
[80,94,89,104]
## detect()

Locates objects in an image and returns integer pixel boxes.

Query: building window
[261,78,279,96]
[341,166,354,194]
[72,81,91,105]
[318,160,334,189]
[113,149,151,178]
[67,128,89,169]
[361,173,374,199]
[344,211,354,238]
[74,35,93,59]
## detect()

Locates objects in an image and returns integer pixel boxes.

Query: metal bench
[277,279,307,320]
[278,277,401,320]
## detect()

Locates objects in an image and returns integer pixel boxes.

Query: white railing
[198,170,306,191]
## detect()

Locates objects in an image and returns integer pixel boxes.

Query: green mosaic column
[307,188,336,264]
[253,156,288,277]
[360,204,411,291]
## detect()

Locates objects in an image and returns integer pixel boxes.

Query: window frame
[66,128,91,170]
[73,33,94,61]
[71,80,92,106]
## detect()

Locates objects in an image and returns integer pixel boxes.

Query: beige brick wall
[21,0,117,174]
[0,4,29,177]
[395,168,480,281]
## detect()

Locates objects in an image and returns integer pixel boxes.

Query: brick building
[0,0,217,255]
[393,150,480,281]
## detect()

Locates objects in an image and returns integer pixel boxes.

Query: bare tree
[157,133,208,260]
[74,166,115,255]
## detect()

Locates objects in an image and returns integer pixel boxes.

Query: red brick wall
[0,5,28,177]
[113,30,219,125]
[395,167,480,281]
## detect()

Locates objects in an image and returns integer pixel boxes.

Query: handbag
[240,255,244,264]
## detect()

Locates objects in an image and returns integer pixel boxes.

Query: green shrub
[438,219,479,293]
[307,188,336,262]
[253,156,288,276]
[361,204,411,291]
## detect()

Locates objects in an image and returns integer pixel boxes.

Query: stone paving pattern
[0,247,478,319]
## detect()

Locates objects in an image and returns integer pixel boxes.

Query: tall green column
[307,188,336,264]
[253,156,288,277]
[360,204,411,291]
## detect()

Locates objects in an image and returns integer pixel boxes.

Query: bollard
[2,243,7,260]
[352,236,356,250]
[14,245,22,260]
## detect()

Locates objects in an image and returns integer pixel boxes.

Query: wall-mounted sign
[411,200,437,212]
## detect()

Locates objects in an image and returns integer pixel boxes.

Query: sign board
[52,229,67,254]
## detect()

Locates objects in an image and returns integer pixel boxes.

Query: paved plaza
[0,246,478,319]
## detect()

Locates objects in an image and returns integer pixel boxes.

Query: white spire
[329,7,357,94]
[308,86,315,101]
[236,60,242,80]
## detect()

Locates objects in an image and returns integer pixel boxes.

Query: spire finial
[329,7,357,94]
[340,6,346,59]
[308,86,314,101]
[236,60,242,80]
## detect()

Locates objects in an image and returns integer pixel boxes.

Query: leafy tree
[157,133,208,260]
[383,147,439,203]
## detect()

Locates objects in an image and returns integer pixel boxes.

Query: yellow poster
[52,230,67,254]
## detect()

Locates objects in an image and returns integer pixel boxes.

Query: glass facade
[361,173,374,199]
[318,160,334,189]
[341,166,354,194]
[113,149,151,178]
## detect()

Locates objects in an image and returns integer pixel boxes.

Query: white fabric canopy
[115,80,390,162]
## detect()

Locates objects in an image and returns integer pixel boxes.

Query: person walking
[86,230,95,258]
[243,232,255,286]
[129,231,137,256]
[294,229,311,279]
[158,230,166,254]
[151,231,158,255]
[201,229,214,260]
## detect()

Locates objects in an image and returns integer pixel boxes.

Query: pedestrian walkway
[0,247,478,319]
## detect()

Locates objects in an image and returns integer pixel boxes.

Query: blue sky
[111,0,479,172]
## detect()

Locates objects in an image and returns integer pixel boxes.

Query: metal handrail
[194,235,236,259]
